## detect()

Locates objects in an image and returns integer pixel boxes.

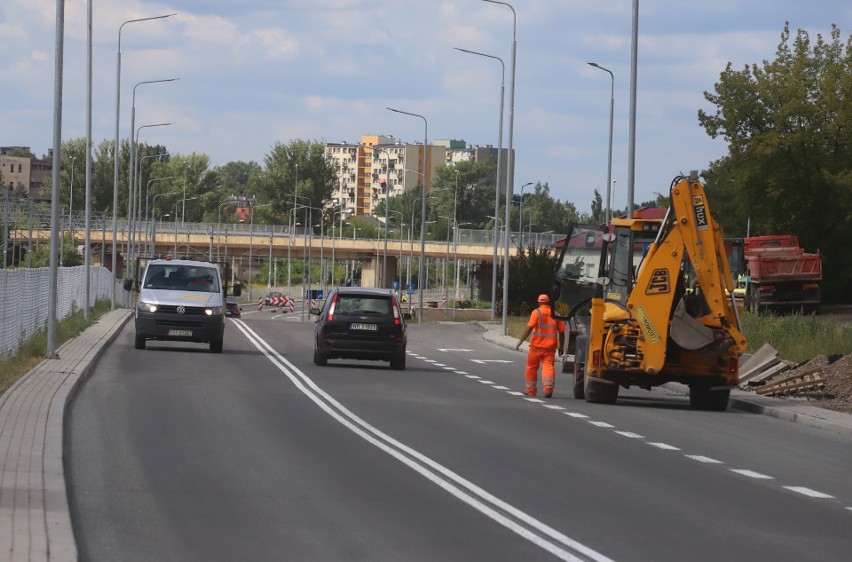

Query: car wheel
[313,347,328,366]
[135,333,146,350]
[210,338,223,353]
[390,350,406,370]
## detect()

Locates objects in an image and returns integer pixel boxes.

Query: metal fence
[0,266,119,357]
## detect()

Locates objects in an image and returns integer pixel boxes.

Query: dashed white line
[588,421,615,428]
[615,431,644,439]
[647,442,681,451]
[493,385,510,390]
[685,455,723,464]
[543,405,566,410]
[465,375,480,379]
[433,363,447,367]
[478,380,495,385]
[730,469,773,479]
[564,412,589,419]
[454,371,469,375]
[507,391,524,396]
[443,366,456,370]
[784,486,834,499]
[524,398,545,403]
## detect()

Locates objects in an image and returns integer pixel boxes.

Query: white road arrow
[471,359,513,364]
[437,348,474,352]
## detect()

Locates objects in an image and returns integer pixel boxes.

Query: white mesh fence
[0,266,121,357]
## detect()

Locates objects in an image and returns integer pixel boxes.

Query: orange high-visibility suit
[517,299,565,397]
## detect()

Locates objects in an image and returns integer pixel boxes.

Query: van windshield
[144,265,220,293]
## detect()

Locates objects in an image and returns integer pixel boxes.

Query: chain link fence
[0,266,120,357]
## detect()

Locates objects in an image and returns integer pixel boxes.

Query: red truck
[734,235,822,314]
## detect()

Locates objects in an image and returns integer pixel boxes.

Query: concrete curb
[0,308,132,562]
[480,324,852,437]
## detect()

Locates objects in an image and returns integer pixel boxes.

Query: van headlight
[205,307,223,316]
[139,302,158,313]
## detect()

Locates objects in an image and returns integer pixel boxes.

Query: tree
[698,23,852,299]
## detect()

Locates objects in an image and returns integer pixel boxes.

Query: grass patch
[740,312,852,363]
[0,299,113,397]
[505,311,852,364]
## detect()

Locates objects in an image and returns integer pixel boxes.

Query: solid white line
[684,455,723,464]
[730,469,773,479]
[231,320,614,562]
[783,486,834,499]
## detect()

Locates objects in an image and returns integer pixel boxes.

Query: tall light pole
[143,175,176,254]
[127,121,172,276]
[112,12,175,309]
[454,46,504,320]
[248,202,271,301]
[483,0,517,335]
[175,196,197,256]
[588,62,615,225]
[518,181,532,241]
[628,0,639,218]
[69,155,76,227]
[387,107,428,323]
[138,153,170,256]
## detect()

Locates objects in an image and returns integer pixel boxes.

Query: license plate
[168,329,193,337]
[350,323,377,331]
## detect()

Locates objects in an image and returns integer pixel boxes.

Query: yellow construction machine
[551,172,747,410]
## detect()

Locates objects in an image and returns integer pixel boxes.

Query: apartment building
[324,135,509,218]
[0,147,52,200]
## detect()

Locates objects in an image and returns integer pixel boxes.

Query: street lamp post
[137,152,169,254]
[518,181,532,242]
[387,107,428,323]
[588,62,614,224]
[112,13,175,309]
[483,0,517,335]
[248,202,271,301]
[175,196,197,256]
[454,46,505,320]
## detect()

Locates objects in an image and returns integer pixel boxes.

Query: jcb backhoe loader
[551,172,746,410]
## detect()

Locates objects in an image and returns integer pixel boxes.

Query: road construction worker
[515,294,566,398]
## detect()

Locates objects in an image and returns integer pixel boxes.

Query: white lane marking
[471,359,513,364]
[615,431,644,439]
[442,367,456,370]
[784,486,834,499]
[588,421,615,428]
[493,385,510,390]
[231,320,613,562]
[438,348,474,352]
[454,371,469,375]
[685,455,723,464]
[730,469,773,479]
[507,391,524,396]
[466,375,481,379]
[544,405,566,411]
[647,442,681,451]
[478,380,495,385]
[433,363,447,367]
[565,412,589,419]
[423,359,438,363]
[524,398,545,403]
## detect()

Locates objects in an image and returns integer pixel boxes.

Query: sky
[1,1,850,213]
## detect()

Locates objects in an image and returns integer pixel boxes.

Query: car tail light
[327,293,338,321]
[391,296,401,326]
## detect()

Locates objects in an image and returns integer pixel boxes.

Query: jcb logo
[646,268,670,295]
[692,195,709,231]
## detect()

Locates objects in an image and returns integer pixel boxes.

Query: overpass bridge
[6,217,562,290]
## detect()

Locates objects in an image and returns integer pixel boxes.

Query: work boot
[543,388,553,399]
[524,388,537,397]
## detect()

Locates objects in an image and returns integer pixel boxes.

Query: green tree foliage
[698,23,852,299]
[216,160,261,197]
[252,139,337,221]
[499,243,560,316]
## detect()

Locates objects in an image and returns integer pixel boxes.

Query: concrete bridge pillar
[361,256,399,289]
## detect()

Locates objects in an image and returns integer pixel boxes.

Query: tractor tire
[584,373,619,404]
[689,386,730,411]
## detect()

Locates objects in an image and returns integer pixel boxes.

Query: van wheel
[135,334,146,350]
[210,338,223,353]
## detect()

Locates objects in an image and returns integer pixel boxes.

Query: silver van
[125,259,241,352]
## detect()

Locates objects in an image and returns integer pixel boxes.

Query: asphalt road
[66,311,852,562]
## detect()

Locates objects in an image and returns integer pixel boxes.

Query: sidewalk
[0,309,132,562]
[481,323,852,438]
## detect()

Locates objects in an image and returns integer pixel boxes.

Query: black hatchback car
[310,287,411,369]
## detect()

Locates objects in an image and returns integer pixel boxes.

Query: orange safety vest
[529,305,561,349]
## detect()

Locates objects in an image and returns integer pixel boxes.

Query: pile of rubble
[739,344,852,413]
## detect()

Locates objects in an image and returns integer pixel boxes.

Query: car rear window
[335,295,392,315]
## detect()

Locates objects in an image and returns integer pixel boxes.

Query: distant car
[264,291,284,307]
[310,287,411,370]
[225,302,241,318]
